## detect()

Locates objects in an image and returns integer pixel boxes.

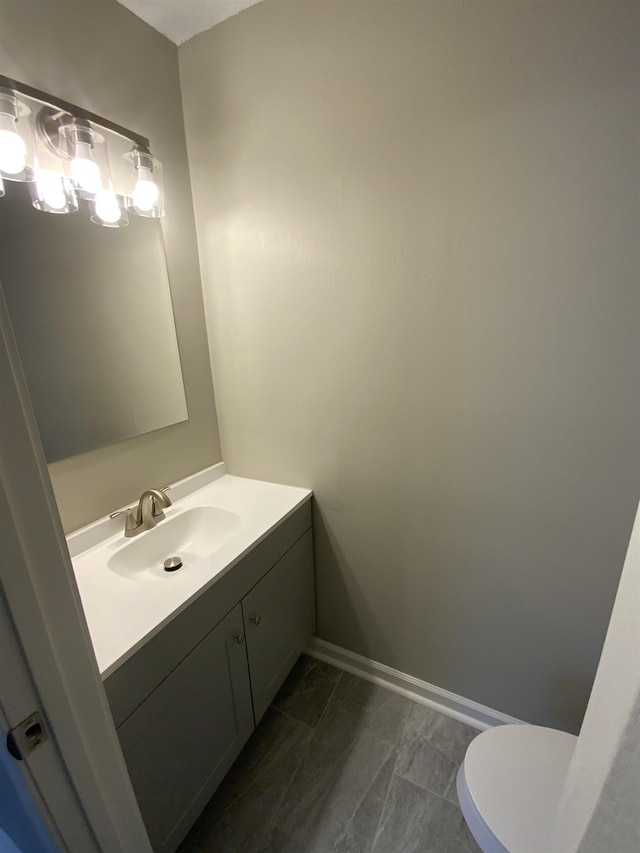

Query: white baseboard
[304,637,524,731]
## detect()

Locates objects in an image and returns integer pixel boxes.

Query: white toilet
[457,724,578,853]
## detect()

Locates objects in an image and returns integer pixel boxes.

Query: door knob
[234,633,245,644]
[250,615,261,626]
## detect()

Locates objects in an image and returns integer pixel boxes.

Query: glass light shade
[70,141,101,194]
[125,147,165,218]
[90,188,128,228]
[0,92,35,182]
[31,169,78,214]
[0,113,26,174]
[59,120,104,199]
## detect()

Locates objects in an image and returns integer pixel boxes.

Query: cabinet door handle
[250,615,261,626]
[234,633,245,644]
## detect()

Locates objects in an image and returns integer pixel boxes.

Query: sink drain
[163,556,183,572]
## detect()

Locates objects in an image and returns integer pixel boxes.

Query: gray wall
[0,0,222,532]
[180,0,640,731]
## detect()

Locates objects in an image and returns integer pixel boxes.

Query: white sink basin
[107,506,241,582]
[68,466,312,676]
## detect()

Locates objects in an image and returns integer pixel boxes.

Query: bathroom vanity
[67,465,315,853]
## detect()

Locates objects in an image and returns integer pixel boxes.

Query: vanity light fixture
[0,89,35,182]
[0,74,165,225]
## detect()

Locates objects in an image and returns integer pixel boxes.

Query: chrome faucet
[110,487,172,537]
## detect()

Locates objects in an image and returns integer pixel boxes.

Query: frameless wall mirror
[0,76,188,462]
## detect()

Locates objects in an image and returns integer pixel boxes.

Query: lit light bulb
[36,170,67,210]
[0,113,27,175]
[133,175,159,212]
[70,141,101,194]
[94,189,121,224]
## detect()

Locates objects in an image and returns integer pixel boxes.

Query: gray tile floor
[177,655,483,853]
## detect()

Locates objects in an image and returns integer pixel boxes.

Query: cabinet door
[117,604,254,853]
[243,529,315,723]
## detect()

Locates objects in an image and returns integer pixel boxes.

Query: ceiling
[116,0,264,45]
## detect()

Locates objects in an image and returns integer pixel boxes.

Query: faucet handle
[157,486,172,509]
[146,487,171,519]
[110,507,140,537]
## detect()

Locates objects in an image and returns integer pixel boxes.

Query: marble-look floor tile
[371,775,470,853]
[396,704,478,797]
[444,775,484,853]
[256,827,307,853]
[455,810,484,853]
[271,654,343,728]
[177,708,312,853]
[444,768,459,804]
[332,748,397,853]
[329,672,412,745]
[274,692,407,852]
[178,660,486,853]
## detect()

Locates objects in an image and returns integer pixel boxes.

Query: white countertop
[68,465,311,678]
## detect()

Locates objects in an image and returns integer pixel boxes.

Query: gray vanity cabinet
[105,500,314,853]
[117,604,254,853]
[243,529,315,722]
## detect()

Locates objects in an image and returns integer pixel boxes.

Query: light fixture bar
[0,74,150,150]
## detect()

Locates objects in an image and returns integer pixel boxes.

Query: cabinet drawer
[117,604,253,853]
[243,529,315,723]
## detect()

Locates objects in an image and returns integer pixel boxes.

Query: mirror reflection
[0,182,188,462]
